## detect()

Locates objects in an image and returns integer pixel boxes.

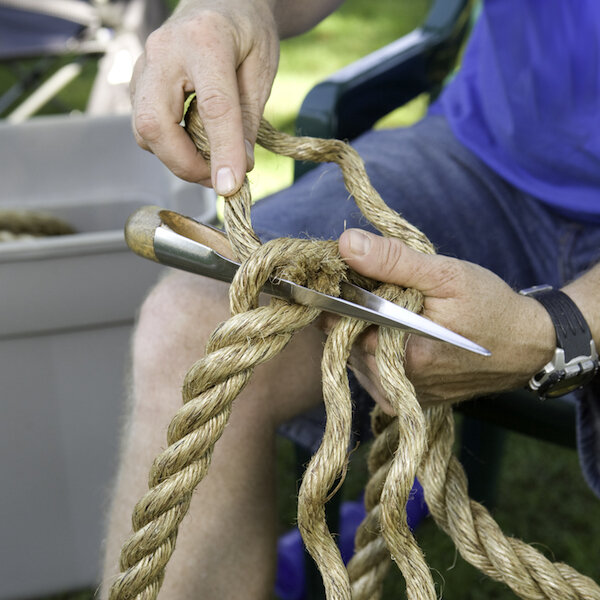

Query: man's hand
[338,229,557,409]
[130,0,280,195]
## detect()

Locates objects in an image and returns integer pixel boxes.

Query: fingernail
[245,139,255,171]
[347,229,371,256]
[215,167,236,196]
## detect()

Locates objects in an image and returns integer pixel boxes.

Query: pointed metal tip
[436,327,492,357]
[476,346,492,357]
[452,333,492,356]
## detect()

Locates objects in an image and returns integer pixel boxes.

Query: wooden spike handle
[125,205,236,263]
[124,205,162,262]
[158,209,235,260]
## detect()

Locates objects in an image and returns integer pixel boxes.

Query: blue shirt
[434,0,600,223]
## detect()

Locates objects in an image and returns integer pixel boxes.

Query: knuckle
[168,162,195,182]
[133,110,162,144]
[130,115,149,150]
[143,27,171,58]
[184,9,229,29]
[132,131,150,152]
[240,105,261,136]
[434,258,468,293]
[196,88,235,122]
[170,158,209,183]
[377,238,405,280]
[174,11,235,55]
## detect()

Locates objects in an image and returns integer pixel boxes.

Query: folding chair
[0,0,168,121]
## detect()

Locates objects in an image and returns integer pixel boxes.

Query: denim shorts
[250,115,600,496]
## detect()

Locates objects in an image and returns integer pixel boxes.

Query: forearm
[173,0,345,39]
[562,262,600,346]
[272,0,346,38]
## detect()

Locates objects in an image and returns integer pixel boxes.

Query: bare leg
[101,271,325,599]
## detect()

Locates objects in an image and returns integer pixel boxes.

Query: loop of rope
[108,100,600,600]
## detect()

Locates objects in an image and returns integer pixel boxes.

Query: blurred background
[0,1,598,599]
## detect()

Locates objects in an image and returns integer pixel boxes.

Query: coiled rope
[108,100,600,600]
[0,210,75,242]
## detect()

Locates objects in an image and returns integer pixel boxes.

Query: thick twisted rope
[0,210,75,241]
[108,101,600,600]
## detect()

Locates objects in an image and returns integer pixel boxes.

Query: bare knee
[131,270,325,430]
[133,271,230,377]
[126,271,231,429]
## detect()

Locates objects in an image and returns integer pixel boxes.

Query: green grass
[275,422,600,599]
[394,429,600,598]
[4,1,599,598]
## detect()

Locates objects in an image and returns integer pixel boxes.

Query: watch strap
[520,285,598,397]
[525,288,593,362]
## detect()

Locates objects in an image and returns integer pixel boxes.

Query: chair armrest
[457,390,577,448]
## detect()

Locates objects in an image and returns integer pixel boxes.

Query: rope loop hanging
[108,99,600,600]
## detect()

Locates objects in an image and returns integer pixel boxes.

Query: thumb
[339,229,454,295]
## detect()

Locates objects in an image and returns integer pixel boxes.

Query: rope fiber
[108,101,600,600]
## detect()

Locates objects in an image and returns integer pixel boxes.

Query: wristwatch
[519,284,598,398]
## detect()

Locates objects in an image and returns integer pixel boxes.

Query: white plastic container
[0,114,216,599]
